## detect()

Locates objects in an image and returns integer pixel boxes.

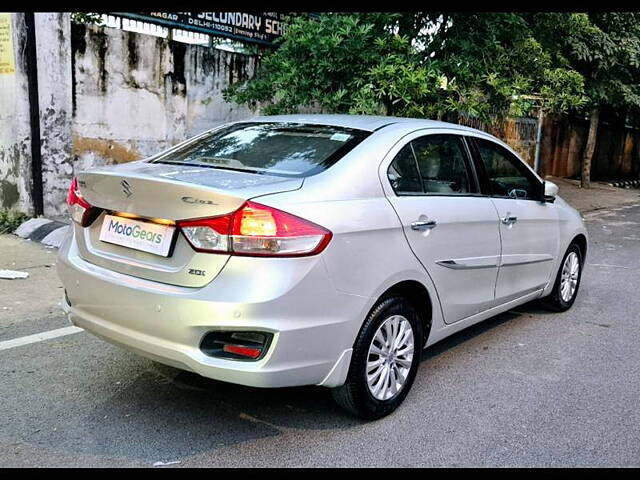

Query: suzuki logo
[121,180,132,198]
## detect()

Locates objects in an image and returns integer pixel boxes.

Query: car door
[382,131,502,324]
[469,136,560,304]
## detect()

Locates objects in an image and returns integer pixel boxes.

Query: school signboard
[113,12,293,46]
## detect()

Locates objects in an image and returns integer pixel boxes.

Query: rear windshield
[152,122,370,177]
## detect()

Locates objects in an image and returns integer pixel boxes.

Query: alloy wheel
[366,315,415,401]
[560,251,580,303]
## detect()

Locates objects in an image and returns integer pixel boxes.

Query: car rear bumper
[57,229,366,388]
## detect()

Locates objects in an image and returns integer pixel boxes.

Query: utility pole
[519,94,545,175]
[534,108,544,174]
[24,13,43,216]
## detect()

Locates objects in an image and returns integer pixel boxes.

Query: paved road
[1,203,640,467]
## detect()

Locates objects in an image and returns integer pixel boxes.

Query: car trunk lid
[73,161,303,287]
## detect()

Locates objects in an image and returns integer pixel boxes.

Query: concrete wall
[71,23,258,163]
[0,13,32,213]
[0,13,259,219]
[36,13,74,219]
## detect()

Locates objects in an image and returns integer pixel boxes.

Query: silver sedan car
[58,114,587,419]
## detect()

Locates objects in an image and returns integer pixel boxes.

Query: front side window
[387,134,473,195]
[152,122,370,178]
[411,135,472,194]
[474,138,540,199]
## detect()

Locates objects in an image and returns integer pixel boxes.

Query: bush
[0,209,30,234]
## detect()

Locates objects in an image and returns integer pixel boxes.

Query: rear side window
[474,138,540,199]
[152,122,370,178]
[387,144,422,194]
[387,134,474,195]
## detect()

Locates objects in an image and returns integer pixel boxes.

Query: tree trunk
[382,98,394,116]
[581,107,600,189]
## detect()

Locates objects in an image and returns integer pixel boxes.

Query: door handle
[501,214,518,225]
[411,219,437,230]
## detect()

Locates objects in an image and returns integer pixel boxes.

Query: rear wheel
[541,243,583,312]
[331,296,422,420]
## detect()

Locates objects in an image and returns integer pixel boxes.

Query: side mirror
[543,180,558,203]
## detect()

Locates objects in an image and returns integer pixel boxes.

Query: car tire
[540,243,583,312]
[331,296,423,420]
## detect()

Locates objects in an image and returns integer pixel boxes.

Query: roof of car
[251,114,483,134]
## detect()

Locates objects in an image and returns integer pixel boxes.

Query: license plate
[99,214,176,257]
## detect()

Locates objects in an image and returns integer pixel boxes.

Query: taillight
[178,201,332,257]
[67,177,100,227]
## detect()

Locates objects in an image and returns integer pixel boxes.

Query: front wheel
[331,296,422,420]
[541,243,583,312]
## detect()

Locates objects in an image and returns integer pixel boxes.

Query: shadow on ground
[422,299,554,361]
[52,300,552,463]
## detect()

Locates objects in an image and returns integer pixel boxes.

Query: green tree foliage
[426,13,586,118]
[70,13,103,25]
[529,13,640,186]
[225,14,447,118]
[532,13,640,115]
[224,13,586,122]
